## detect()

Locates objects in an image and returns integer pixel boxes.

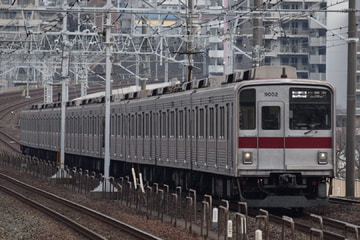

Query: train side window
[153,112,158,138]
[117,115,121,136]
[86,116,90,135]
[74,116,77,134]
[90,116,93,135]
[186,109,192,138]
[92,116,95,135]
[77,116,81,135]
[190,108,197,139]
[111,115,115,136]
[161,111,167,138]
[199,108,205,138]
[95,116,98,135]
[145,113,149,138]
[262,106,280,130]
[83,117,87,135]
[219,106,225,139]
[149,112,153,138]
[209,107,215,139]
[68,116,71,134]
[178,110,184,138]
[131,114,135,137]
[169,111,175,138]
[240,89,256,130]
[73,116,76,134]
[124,114,129,137]
[96,116,99,135]
[137,113,143,137]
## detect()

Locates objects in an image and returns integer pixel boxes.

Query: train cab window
[262,106,280,130]
[289,88,331,130]
[240,89,256,129]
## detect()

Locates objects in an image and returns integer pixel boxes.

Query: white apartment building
[203,0,359,114]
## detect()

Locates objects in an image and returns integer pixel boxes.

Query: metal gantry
[0,0,235,92]
[2,0,356,92]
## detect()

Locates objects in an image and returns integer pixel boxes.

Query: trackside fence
[2,152,359,239]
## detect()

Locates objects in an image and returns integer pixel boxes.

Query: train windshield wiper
[304,129,313,135]
[304,123,319,135]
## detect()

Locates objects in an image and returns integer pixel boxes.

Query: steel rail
[330,196,360,205]
[268,214,345,240]
[0,185,108,240]
[0,131,21,153]
[0,173,163,240]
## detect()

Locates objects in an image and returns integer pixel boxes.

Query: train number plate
[264,92,278,97]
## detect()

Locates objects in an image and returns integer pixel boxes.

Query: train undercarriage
[21,146,331,209]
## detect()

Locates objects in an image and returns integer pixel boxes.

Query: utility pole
[185,0,194,82]
[223,0,234,75]
[345,0,358,197]
[252,0,263,67]
[140,14,149,90]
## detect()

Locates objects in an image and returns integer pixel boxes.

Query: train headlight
[242,151,253,164]
[318,152,328,164]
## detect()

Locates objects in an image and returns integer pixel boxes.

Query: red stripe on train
[238,137,332,148]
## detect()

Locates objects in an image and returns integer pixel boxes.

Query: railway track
[0,85,358,240]
[222,199,359,240]
[330,196,360,205]
[0,173,162,240]
[1,152,360,240]
[0,130,20,153]
[268,211,358,240]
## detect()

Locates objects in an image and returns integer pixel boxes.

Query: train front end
[237,79,335,208]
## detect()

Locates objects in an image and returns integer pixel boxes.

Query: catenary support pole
[103,0,112,180]
[90,0,114,195]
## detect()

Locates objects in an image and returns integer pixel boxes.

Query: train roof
[30,65,330,110]
[72,80,181,101]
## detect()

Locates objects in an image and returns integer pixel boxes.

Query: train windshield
[289,88,331,130]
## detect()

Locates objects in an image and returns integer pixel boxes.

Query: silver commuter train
[20,66,336,208]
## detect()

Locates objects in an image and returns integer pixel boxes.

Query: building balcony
[309,72,326,80]
[309,37,326,47]
[309,55,326,64]
[208,50,224,58]
[278,48,309,55]
[208,36,222,43]
[208,65,223,73]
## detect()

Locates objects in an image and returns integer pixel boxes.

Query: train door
[257,102,285,169]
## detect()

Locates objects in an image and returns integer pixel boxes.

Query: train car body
[20,66,336,208]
